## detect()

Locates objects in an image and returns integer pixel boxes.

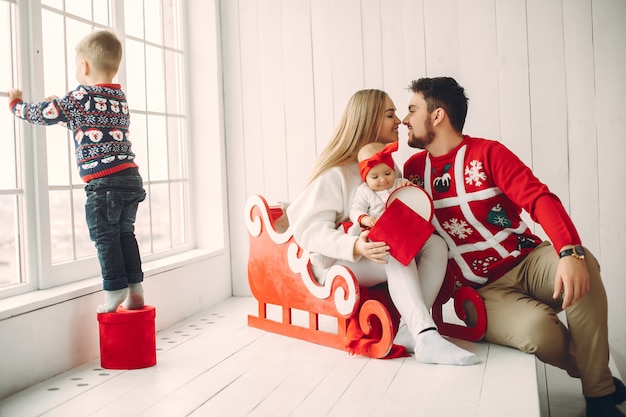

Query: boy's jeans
[85,173,146,291]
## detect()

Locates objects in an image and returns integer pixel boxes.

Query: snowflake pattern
[27,107,46,125]
[84,114,97,125]
[76,141,132,163]
[87,146,101,158]
[68,108,83,122]
[443,218,473,239]
[465,160,487,187]
[491,214,509,226]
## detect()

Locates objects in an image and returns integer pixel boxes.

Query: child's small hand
[8,88,22,101]
[361,215,377,228]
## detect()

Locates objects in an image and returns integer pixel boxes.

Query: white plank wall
[221,0,626,379]
[562,0,600,252]
[594,0,626,378]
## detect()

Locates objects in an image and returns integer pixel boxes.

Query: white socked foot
[123,283,145,310]
[97,288,129,313]
[414,329,478,366]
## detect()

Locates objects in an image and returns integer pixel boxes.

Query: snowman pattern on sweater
[12,84,137,182]
[404,137,545,287]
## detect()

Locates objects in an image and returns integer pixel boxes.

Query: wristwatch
[559,245,585,260]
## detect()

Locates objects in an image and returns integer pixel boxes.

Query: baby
[310,141,408,268]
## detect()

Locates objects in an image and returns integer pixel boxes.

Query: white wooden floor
[0,296,620,417]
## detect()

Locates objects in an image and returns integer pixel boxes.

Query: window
[0,0,23,294]
[0,0,192,298]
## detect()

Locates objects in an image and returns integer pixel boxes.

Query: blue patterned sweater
[10,84,138,182]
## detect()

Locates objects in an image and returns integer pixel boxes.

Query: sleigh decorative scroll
[245,194,487,359]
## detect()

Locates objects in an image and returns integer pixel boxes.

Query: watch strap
[559,245,584,259]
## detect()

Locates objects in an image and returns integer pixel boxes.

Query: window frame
[0,0,205,300]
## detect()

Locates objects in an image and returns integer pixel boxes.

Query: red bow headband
[358,141,399,182]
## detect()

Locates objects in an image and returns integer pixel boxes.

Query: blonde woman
[287,89,476,365]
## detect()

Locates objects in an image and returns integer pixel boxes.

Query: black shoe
[586,395,626,417]
[613,377,626,404]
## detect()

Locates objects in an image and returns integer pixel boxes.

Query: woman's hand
[354,229,390,264]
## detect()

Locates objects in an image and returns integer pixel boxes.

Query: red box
[367,186,435,266]
[368,198,435,266]
[97,305,156,369]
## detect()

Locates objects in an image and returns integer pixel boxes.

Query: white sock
[97,288,129,313]
[393,320,415,353]
[123,283,145,310]
[414,329,478,366]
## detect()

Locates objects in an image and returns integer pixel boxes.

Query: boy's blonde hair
[75,30,123,76]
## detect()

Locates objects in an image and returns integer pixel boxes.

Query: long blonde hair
[308,89,389,184]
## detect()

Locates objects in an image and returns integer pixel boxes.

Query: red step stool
[97,305,156,369]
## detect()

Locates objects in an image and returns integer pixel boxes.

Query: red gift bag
[368,186,435,266]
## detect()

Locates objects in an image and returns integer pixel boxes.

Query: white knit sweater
[286,162,363,263]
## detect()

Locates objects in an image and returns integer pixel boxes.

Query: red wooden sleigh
[245,194,487,358]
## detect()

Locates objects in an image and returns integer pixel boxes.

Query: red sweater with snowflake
[403,136,580,288]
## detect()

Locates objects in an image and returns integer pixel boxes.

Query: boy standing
[8,30,146,313]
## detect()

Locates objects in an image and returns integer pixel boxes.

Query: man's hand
[553,256,590,309]
[8,88,22,102]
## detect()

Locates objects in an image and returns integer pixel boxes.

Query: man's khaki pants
[470,242,613,397]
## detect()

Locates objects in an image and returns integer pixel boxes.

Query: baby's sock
[123,283,145,310]
[414,329,478,366]
[393,320,415,353]
[97,288,129,313]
